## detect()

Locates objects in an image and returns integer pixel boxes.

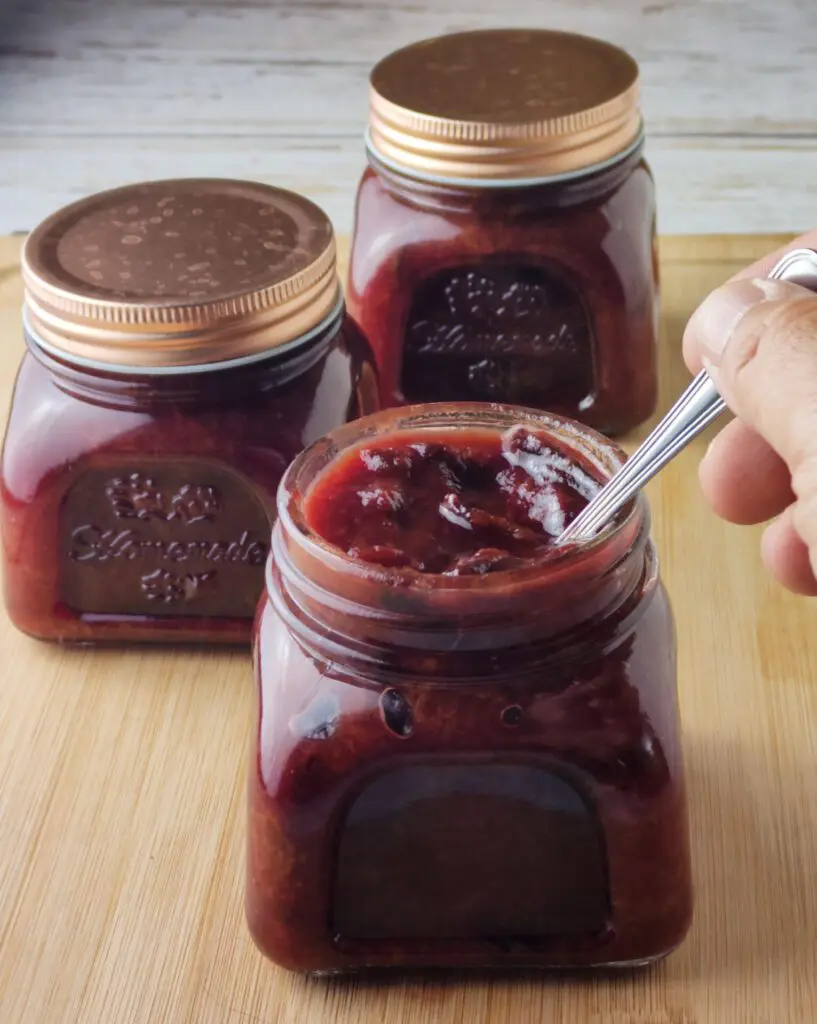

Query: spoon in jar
[559,247,817,544]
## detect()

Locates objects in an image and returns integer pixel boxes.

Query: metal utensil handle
[560,247,817,543]
[560,372,725,541]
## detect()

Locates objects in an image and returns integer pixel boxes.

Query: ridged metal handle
[559,247,817,544]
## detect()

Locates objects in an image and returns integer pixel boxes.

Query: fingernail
[687,278,769,365]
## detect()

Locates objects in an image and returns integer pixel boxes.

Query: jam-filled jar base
[247,404,692,973]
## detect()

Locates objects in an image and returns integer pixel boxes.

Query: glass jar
[1,179,377,644]
[247,404,692,973]
[347,30,659,436]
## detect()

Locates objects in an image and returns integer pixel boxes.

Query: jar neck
[265,404,653,684]
[269,518,652,684]
[365,137,646,215]
[24,304,346,408]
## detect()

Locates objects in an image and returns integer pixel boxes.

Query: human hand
[682,231,817,595]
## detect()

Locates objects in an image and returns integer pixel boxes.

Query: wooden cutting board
[1,234,816,1024]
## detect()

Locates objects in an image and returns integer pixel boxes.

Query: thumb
[683,277,817,476]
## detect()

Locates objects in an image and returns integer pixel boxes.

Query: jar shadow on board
[347,29,659,437]
[0,178,378,645]
[247,403,693,975]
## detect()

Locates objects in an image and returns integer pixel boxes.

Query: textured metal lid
[368,29,642,183]
[22,178,341,369]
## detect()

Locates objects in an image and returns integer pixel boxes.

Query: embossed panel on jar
[401,262,594,408]
[332,763,609,943]
[59,460,271,618]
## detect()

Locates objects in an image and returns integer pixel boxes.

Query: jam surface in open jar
[304,425,599,574]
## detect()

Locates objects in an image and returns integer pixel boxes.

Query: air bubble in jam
[379,688,414,737]
[502,704,524,727]
[303,425,601,575]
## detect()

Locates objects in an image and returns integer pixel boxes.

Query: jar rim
[365,127,645,192]
[273,402,647,604]
[22,297,346,377]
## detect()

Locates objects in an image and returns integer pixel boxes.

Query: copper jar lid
[368,29,642,183]
[22,178,341,370]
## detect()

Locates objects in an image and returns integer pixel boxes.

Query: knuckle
[725,299,817,461]
[767,299,817,349]
[728,300,817,380]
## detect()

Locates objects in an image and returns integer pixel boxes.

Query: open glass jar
[1,179,377,644]
[347,29,659,436]
[247,404,692,973]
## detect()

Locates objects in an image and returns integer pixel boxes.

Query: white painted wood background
[1,0,815,236]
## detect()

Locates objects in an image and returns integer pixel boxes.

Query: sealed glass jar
[247,403,691,973]
[347,29,659,436]
[1,178,377,644]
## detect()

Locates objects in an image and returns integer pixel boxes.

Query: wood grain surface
[2,233,817,1024]
[2,0,817,235]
